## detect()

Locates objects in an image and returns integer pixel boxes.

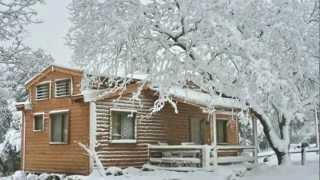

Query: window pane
[217,120,227,144]
[36,84,49,99]
[121,113,135,139]
[55,79,71,97]
[50,113,68,143]
[34,115,43,131]
[111,111,135,140]
[112,112,121,140]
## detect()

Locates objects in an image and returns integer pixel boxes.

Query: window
[36,83,50,100]
[33,113,44,131]
[216,120,228,144]
[50,111,69,144]
[55,79,71,97]
[111,111,136,141]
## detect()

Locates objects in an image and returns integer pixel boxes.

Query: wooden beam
[253,117,258,164]
[212,111,218,166]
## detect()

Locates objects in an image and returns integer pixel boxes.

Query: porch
[147,106,258,169]
[147,144,257,169]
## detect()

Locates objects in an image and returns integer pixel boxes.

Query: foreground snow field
[3,152,319,180]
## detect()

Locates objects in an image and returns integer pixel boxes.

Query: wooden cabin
[16,65,257,175]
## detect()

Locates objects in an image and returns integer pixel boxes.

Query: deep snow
[3,152,318,180]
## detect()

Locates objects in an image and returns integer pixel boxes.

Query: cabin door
[190,118,204,144]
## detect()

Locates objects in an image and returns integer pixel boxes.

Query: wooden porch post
[202,145,211,168]
[252,116,258,164]
[212,110,218,167]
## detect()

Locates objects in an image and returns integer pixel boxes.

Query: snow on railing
[148,144,257,169]
[215,145,256,164]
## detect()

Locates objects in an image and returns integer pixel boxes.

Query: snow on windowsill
[49,142,68,145]
[110,139,137,144]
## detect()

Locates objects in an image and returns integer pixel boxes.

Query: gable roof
[25,64,83,89]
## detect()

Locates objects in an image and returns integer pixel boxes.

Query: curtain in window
[111,111,135,140]
[112,113,121,140]
[121,113,135,139]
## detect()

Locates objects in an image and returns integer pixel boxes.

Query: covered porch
[147,107,258,169]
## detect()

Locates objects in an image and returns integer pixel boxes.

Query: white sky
[25,1,72,66]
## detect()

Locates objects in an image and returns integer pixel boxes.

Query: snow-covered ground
[3,152,319,180]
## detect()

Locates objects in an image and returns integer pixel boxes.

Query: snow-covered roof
[15,101,32,110]
[15,101,30,105]
[82,84,242,109]
[126,73,148,80]
[168,87,242,109]
[82,89,109,102]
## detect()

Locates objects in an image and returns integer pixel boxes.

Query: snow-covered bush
[105,167,123,176]
[12,171,26,180]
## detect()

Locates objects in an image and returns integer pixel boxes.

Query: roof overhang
[83,83,242,110]
[15,101,32,111]
[25,64,83,89]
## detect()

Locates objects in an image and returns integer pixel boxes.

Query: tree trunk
[250,108,289,165]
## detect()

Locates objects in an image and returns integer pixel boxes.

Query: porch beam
[212,110,218,166]
[201,145,211,168]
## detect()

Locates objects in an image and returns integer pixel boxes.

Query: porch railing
[148,144,256,169]
[216,145,256,164]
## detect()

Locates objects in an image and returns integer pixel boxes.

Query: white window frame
[35,81,51,101]
[49,109,70,145]
[110,108,137,144]
[54,78,72,98]
[33,112,44,132]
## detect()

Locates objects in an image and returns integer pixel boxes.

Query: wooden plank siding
[20,65,241,173]
[95,90,166,168]
[95,89,239,168]
[23,70,90,175]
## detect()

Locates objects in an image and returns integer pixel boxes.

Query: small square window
[111,111,136,140]
[36,83,50,100]
[55,79,71,97]
[33,114,44,131]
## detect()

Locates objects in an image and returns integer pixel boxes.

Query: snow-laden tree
[0,47,53,175]
[67,0,319,165]
[0,96,12,143]
[1,48,54,101]
[0,0,43,64]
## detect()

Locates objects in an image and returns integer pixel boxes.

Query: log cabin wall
[160,103,239,146]
[160,102,210,145]
[95,89,240,168]
[95,90,168,168]
[23,69,90,175]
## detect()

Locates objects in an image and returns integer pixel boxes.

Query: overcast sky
[25,1,72,66]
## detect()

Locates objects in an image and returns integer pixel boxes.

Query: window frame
[110,108,137,144]
[54,78,72,98]
[49,109,70,145]
[33,112,44,132]
[35,81,51,101]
